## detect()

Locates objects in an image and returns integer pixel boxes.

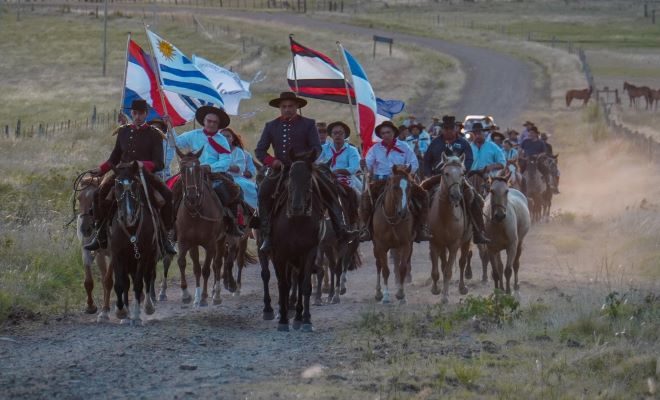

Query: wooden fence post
[16,119,21,138]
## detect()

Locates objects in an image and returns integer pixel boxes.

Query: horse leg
[513,240,523,294]
[405,250,412,283]
[289,267,298,310]
[373,245,385,302]
[442,248,457,304]
[97,254,111,323]
[159,253,171,301]
[223,242,237,293]
[464,248,473,280]
[293,264,304,330]
[430,244,441,295]
[83,250,97,314]
[380,248,391,304]
[199,244,214,307]
[259,246,274,319]
[495,252,505,291]
[314,259,324,306]
[478,244,489,283]
[395,244,411,304]
[190,246,203,307]
[302,249,316,332]
[458,242,470,296]
[143,264,156,316]
[112,259,128,321]
[178,244,192,304]
[274,258,290,331]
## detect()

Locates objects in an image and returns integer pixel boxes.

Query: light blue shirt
[318,142,361,175]
[503,148,518,162]
[470,140,506,172]
[366,139,418,178]
[158,128,177,181]
[175,128,231,174]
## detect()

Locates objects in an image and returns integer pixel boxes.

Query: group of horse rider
[82,92,560,255]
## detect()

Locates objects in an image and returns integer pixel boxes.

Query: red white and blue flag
[123,39,201,126]
[340,45,378,152]
[287,37,356,104]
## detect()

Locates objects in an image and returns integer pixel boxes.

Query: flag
[376,98,406,119]
[123,39,199,126]
[287,37,355,104]
[146,29,224,107]
[341,46,378,152]
[193,55,252,116]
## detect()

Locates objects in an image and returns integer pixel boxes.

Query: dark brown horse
[623,82,652,109]
[649,88,660,111]
[171,147,226,307]
[565,86,592,107]
[270,149,323,331]
[109,161,159,325]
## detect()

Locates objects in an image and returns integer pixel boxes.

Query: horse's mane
[444,156,465,170]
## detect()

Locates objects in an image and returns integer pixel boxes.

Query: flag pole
[289,34,302,116]
[336,41,371,201]
[119,32,131,123]
[144,24,175,147]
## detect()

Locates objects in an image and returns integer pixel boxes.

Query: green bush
[454,290,522,325]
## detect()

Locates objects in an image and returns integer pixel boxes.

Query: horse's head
[441,153,465,206]
[76,176,99,237]
[489,176,510,223]
[113,161,142,229]
[385,165,413,218]
[177,146,206,207]
[287,149,317,217]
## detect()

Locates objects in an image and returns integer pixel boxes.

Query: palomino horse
[270,149,324,331]
[565,86,592,107]
[428,154,471,303]
[483,175,530,294]
[371,165,415,305]
[74,175,112,321]
[623,82,652,109]
[170,147,226,307]
[521,154,547,223]
[109,162,159,325]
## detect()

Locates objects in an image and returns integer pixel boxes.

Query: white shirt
[365,139,418,177]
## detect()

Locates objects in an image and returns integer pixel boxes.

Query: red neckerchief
[330,145,347,167]
[384,140,403,156]
[203,129,231,154]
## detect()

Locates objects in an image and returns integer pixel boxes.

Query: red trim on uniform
[263,154,276,167]
[141,161,155,172]
[99,161,112,175]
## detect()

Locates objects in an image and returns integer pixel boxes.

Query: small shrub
[452,360,481,387]
[454,290,522,325]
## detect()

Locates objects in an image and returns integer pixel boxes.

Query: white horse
[483,174,531,295]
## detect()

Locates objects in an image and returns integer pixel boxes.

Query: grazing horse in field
[171,147,226,307]
[109,162,159,325]
[270,149,324,331]
[483,176,530,294]
[427,154,471,303]
[565,86,592,107]
[521,155,547,223]
[371,165,415,305]
[649,88,660,111]
[623,82,652,109]
[75,175,112,320]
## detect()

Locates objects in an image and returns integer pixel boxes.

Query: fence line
[1,108,119,140]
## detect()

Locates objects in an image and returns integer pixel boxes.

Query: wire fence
[1,108,120,140]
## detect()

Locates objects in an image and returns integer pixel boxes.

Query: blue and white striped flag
[146,29,224,107]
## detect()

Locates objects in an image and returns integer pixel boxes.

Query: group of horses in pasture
[566,82,660,110]
[75,148,555,330]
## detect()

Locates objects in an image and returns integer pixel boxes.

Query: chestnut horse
[371,165,415,305]
[623,82,652,109]
[427,154,471,304]
[565,86,592,107]
[483,176,530,294]
[171,147,226,307]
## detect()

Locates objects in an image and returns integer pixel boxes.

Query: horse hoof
[459,286,469,295]
[277,323,290,332]
[85,304,98,314]
[119,318,131,325]
[302,324,314,332]
[130,319,143,327]
[145,303,156,315]
[375,292,383,302]
[199,299,208,307]
[263,311,275,320]
[232,290,241,297]
[431,286,441,296]
[313,298,323,306]
[116,309,128,320]
[331,295,340,304]
[212,297,222,306]
[465,269,473,280]
[382,295,391,305]
[340,287,347,295]
[182,293,192,304]
[441,297,449,305]
[514,284,520,291]
[159,294,168,302]
[292,320,302,330]
[96,312,109,323]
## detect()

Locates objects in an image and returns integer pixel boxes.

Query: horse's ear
[553,153,559,160]
[505,169,512,182]
[441,153,448,163]
[460,153,465,163]
[194,146,205,159]
[175,145,185,160]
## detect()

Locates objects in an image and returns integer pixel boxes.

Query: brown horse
[427,154,471,303]
[623,82,652,109]
[173,147,226,307]
[74,175,112,320]
[218,216,257,296]
[371,165,415,305]
[565,86,592,107]
[521,154,547,223]
[649,88,660,111]
[539,154,559,220]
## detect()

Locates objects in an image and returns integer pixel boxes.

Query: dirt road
[1,7,540,399]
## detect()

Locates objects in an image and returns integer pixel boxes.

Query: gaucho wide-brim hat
[375,121,399,138]
[441,115,456,128]
[195,105,230,128]
[268,91,308,108]
[130,99,149,112]
[490,131,506,141]
[326,121,351,138]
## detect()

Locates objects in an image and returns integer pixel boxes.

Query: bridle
[180,159,222,222]
[115,176,150,259]
[379,173,411,226]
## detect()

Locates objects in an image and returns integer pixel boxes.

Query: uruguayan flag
[146,29,224,107]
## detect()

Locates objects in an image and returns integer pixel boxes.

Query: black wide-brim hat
[326,121,351,138]
[195,105,230,129]
[375,121,399,138]
[441,115,456,129]
[490,131,505,141]
[130,99,149,112]
[269,91,308,108]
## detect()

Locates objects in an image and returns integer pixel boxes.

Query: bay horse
[219,218,257,296]
[109,161,159,325]
[565,86,592,107]
[170,147,226,307]
[270,149,323,331]
[521,154,546,223]
[427,154,471,303]
[539,154,559,220]
[483,175,530,294]
[623,82,652,109]
[371,165,415,305]
[74,175,112,321]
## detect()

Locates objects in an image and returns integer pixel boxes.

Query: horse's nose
[494,212,506,222]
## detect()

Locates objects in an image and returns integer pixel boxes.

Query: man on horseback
[173,106,244,237]
[360,121,432,243]
[255,91,356,253]
[84,99,176,254]
[422,116,490,245]
[316,121,362,193]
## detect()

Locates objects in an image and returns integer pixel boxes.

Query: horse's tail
[348,250,363,271]
[238,246,258,268]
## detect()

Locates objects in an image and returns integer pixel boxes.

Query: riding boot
[469,198,491,245]
[258,206,272,252]
[328,202,358,243]
[83,219,108,251]
[161,228,177,255]
[359,217,372,242]
[224,208,244,237]
[414,223,433,243]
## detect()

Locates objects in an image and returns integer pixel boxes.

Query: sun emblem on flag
[158,40,175,60]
